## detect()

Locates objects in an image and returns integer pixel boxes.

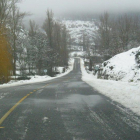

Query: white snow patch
[69,51,86,57]
[42,117,49,123]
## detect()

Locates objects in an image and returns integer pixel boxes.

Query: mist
[18,0,140,26]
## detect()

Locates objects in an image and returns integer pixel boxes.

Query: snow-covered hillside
[102,47,140,82]
[63,20,97,47]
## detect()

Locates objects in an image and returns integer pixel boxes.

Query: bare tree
[29,20,38,37]
[42,10,70,76]
[82,31,87,52]
[117,15,132,51]
[42,10,55,76]
[98,12,111,53]
[43,10,54,48]
[0,0,13,26]
[26,20,38,73]
[61,25,69,67]
[9,0,27,76]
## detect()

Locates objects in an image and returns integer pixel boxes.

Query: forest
[94,12,140,56]
[0,0,70,83]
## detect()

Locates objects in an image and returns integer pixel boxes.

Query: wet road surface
[0,58,140,140]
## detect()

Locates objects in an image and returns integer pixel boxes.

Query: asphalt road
[0,58,140,140]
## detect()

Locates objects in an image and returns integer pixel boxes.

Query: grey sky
[18,0,140,26]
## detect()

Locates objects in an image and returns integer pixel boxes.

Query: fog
[18,0,140,26]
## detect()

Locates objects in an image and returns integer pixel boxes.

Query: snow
[0,59,74,89]
[69,51,86,57]
[42,117,49,123]
[63,20,97,44]
[102,46,140,82]
[56,67,64,73]
[80,58,140,116]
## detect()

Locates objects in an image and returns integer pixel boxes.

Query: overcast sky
[18,0,140,26]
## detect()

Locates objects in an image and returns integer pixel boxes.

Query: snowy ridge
[102,46,140,82]
[80,58,140,116]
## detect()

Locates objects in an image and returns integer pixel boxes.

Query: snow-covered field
[102,47,140,82]
[80,58,140,116]
[0,59,74,89]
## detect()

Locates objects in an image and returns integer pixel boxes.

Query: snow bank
[80,58,140,116]
[0,59,74,89]
[102,46,140,82]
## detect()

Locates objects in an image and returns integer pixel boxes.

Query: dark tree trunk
[89,58,92,71]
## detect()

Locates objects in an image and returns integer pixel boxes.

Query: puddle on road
[31,94,104,111]
[58,94,104,110]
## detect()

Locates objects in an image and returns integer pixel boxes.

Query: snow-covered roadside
[80,58,140,116]
[102,46,140,82]
[0,59,74,89]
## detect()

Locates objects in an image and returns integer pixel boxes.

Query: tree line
[94,12,140,56]
[0,0,70,83]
